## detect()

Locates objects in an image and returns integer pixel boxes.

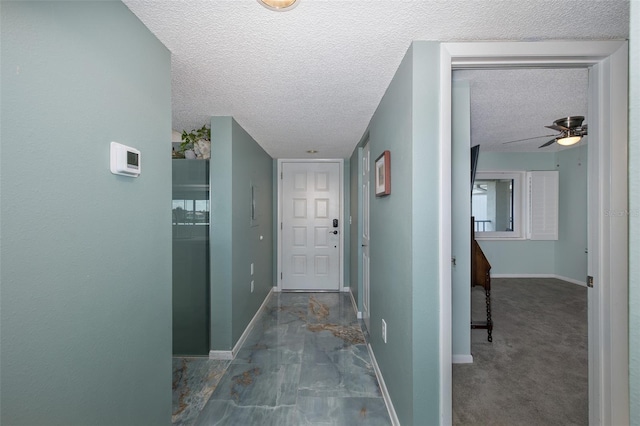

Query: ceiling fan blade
[545,124,568,132]
[538,138,556,148]
[502,134,557,144]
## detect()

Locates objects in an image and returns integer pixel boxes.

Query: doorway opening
[439,41,629,426]
[450,67,590,422]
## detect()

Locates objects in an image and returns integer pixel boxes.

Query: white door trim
[362,141,371,330]
[277,159,345,292]
[438,41,629,425]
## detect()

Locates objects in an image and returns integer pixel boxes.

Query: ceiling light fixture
[557,130,583,146]
[306,150,318,154]
[258,0,299,11]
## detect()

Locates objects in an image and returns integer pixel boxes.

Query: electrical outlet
[382,319,387,344]
[251,280,254,293]
[251,263,254,275]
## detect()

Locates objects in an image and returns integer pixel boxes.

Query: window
[472,171,525,239]
[172,199,210,225]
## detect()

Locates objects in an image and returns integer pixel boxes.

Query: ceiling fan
[503,116,588,148]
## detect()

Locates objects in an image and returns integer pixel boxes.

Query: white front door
[281,161,341,291]
[362,143,371,329]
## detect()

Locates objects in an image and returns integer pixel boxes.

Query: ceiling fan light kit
[503,115,588,149]
[258,0,298,11]
[557,134,582,146]
[545,116,587,148]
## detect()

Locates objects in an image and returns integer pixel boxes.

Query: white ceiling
[455,68,589,153]
[123,0,629,158]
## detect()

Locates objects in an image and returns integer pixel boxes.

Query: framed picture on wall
[375,150,391,196]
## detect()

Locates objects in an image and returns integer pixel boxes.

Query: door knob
[329,230,338,235]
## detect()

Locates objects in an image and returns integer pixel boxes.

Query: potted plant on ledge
[177,125,211,159]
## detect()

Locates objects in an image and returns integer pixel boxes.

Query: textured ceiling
[122,0,629,158]
[455,68,589,152]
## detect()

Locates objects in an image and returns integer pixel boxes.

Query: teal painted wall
[210,117,273,350]
[477,151,556,172]
[367,44,415,425]
[476,152,557,275]
[451,80,471,358]
[476,149,588,282]
[363,42,442,425]
[0,2,172,424]
[210,117,234,350]
[231,119,273,344]
[555,145,588,282]
[411,42,443,423]
[629,2,639,424]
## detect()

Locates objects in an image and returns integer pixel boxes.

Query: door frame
[276,159,345,293]
[438,41,629,425]
[361,140,371,329]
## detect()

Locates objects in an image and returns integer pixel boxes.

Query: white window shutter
[527,171,559,240]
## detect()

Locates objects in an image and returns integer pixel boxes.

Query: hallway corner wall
[554,145,588,283]
[0,2,172,424]
[366,43,416,425]
[210,117,274,351]
[362,41,443,425]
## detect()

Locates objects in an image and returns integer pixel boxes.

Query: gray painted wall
[629,2,639,423]
[358,42,442,425]
[210,117,273,350]
[0,2,172,424]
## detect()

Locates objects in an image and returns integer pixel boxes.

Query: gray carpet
[453,278,588,426]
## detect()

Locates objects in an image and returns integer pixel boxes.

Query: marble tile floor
[172,292,391,426]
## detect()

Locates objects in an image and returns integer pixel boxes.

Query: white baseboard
[208,350,233,360]
[491,273,586,287]
[452,354,473,364]
[348,289,360,318]
[209,288,274,360]
[553,275,587,287]
[347,288,363,318]
[367,343,400,426]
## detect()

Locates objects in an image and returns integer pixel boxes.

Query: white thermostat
[110,142,141,177]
